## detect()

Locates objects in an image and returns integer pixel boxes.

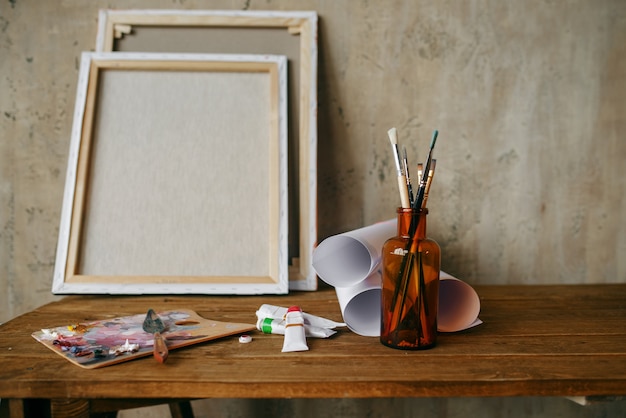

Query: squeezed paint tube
[257,304,347,329]
[257,317,336,338]
[281,306,309,352]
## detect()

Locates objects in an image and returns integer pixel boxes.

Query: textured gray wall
[1,0,625,417]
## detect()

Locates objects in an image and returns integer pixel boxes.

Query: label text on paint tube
[281,306,309,352]
[257,317,336,338]
[256,304,346,329]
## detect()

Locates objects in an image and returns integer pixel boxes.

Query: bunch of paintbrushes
[387,127,437,211]
[387,127,438,339]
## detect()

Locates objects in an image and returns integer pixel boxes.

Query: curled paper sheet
[334,271,482,337]
[313,220,482,337]
[312,220,395,287]
[438,271,482,332]
[335,271,382,337]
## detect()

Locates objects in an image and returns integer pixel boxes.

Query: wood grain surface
[1,284,625,401]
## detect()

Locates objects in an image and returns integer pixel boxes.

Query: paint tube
[257,317,337,338]
[281,306,309,353]
[257,304,347,329]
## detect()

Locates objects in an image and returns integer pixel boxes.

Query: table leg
[169,401,194,418]
[5,399,23,418]
[50,399,89,418]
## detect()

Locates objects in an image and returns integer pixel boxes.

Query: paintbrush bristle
[430,130,438,148]
[387,127,398,145]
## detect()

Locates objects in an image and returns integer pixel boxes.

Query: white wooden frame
[95,9,318,290]
[52,52,289,295]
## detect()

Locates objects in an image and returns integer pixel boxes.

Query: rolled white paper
[334,270,481,337]
[315,219,482,336]
[334,271,382,337]
[312,220,395,287]
[437,271,482,332]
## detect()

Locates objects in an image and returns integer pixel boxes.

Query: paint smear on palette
[32,309,256,369]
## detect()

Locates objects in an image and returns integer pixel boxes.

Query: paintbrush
[421,159,436,209]
[412,130,438,211]
[387,128,411,208]
[417,163,424,191]
[403,146,414,205]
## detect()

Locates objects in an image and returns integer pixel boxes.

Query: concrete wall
[1,0,624,417]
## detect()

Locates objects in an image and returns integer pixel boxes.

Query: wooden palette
[32,309,255,369]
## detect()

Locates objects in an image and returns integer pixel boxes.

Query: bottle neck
[397,208,427,239]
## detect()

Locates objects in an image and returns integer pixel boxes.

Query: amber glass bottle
[380,208,440,349]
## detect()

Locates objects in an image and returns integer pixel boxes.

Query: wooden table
[1,284,625,417]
